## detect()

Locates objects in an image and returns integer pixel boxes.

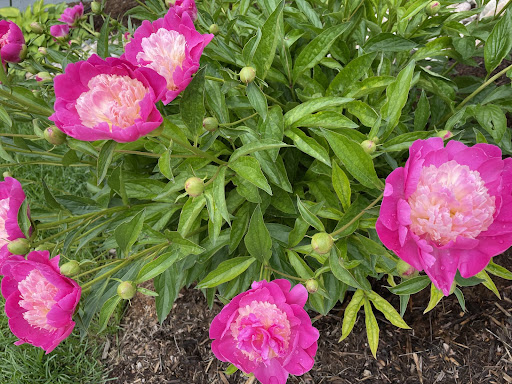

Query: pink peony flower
[50,24,70,39]
[0,177,28,266]
[210,280,319,384]
[59,3,85,27]
[1,250,81,353]
[49,54,166,142]
[376,138,512,295]
[123,9,213,104]
[0,20,26,64]
[171,0,198,21]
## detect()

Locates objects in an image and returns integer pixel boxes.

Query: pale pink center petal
[230,301,291,363]
[76,74,148,130]
[136,28,187,91]
[0,197,10,248]
[18,269,58,331]
[408,160,496,245]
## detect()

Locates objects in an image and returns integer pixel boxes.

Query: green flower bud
[436,130,453,140]
[311,232,334,255]
[165,0,177,6]
[184,177,204,197]
[396,259,419,279]
[117,281,137,300]
[3,171,12,178]
[7,238,30,255]
[203,117,219,132]
[209,24,219,34]
[239,66,256,84]
[361,140,376,154]
[44,126,67,146]
[60,260,80,276]
[305,279,319,293]
[36,71,52,81]
[425,1,441,16]
[91,1,102,14]
[30,22,44,34]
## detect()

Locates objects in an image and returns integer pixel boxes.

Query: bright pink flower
[50,24,70,39]
[171,0,198,21]
[210,280,319,384]
[0,20,25,64]
[49,54,166,142]
[1,250,81,353]
[376,138,512,295]
[59,3,85,27]
[123,9,213,104]
[0,177,28,266]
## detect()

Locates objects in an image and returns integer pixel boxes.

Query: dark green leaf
[97,140,117,185]
[97,15,110,58]
[484,10,512,73]
[114,210,145,255]
[197,256,257,288]
[244,205,272,263]
[180,67,206,136]
[229,156,272,195]
[388,276,431,295]
[246,82,268,121]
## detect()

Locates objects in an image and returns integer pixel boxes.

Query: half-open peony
[0,177,28,266]
[376,138,512,295]
[49,54,166,142]
[123,9,213,104]
[1,250,81,353]
[59,2,85,27]
[210,280,319,384]
[0,20,26,64]
[50,24,70,39]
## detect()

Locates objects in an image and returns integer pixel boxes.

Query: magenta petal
[423,248,459,296]
[253,358,289,384]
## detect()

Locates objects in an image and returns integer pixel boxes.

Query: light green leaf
[423,284,444,314]
[284,97,353,127]
[246,82,268,121]
[367,291,410,329]
[230,139,289,163]
[484,9,512,73]
[158,146,173,180]
[213,166,230,225]
[486,260,512,280]
[332,162,351,211]
[177,195,206,237]
[339,289,364,341]
[136,250,180,283]
[97,15,110,58]
[114,210,145,255]
[180,67,206,136]
[364,298,379,358]
[296,196,325,231]
[293,111,358,129]
[475,270,500,299]
[229,156,272,195]
[285,127,331,166]
[197,256,256,288]
[327,53,377,95]
[97,140,117,185]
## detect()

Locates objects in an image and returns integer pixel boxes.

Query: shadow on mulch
[106,253,512,384]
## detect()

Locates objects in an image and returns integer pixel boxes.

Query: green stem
[330,193,383,238]
[3,146,62,158]
[0,87,53,117]
[33,218,94,247]
[115,149,160,158]
[36,205,130,230]
[0,133,39,139]
[264,266,307,282]
[495,0,512,19]
[219,113,258,127]
[1,161,90,167]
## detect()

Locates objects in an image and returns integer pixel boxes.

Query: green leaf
[346,101,379,127]
[197,256,257,288]
[486,260,512,280]
[178,195,206,237]
[155,265,183,323]
[229,156,272,195]
[180,67,206,136]
[414,90,430,131]
[287,250,314,279]
[296,0,322,28]
[293,111,358,129]
[475,270,500,299]
[230,139,288,163]
[285,127,331,166]
[230,202,250,253]
[329,240,369,290]
[158,146,173,180]
[332,162,351,211]
[367,291,410,329]
[296,196,325,231]
[454,288,465,312]
[284,97,353,127]
[136,250,180,284]
[292,23,350,81]
[246,82,268,121]
[327,53,377,95]
[244,205,272,263]
[320,129,382,189]
[253,0,284,80]
[17,199,31,238]
[474,104,507,144]
[97,15,110,58]
[0,105,12,127]
[97,295,121,333]
[363,33,417,52]
[114,210,145,255]
[484,9,512,73]
[97,140,117,185]
[339,289,364,341]
[423,284,444,314]
[388,276,431,295]
[0,141,14,162]
[364,298,379,358]
[213,166,230,225]
[42,179,62,210]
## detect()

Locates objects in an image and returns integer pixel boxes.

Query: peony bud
[2,171,12,178]
[361,140,377,154]
[117,281,137,300]
[36,71,52,82]
[185,177,204,197]
[38,47,47,55]
[91,1,102,14]
[436,130,453,140]
[305,279,319,293]
[30,22,44,34]
[396,259,419,279]
[60,260,80,276]
[7,238,30,255]
[209,24,220,35]
[425,1,441,16]
[203,117,219,132]
[311,232,334,255]
[239,66,256,84]
[44,126,67,146]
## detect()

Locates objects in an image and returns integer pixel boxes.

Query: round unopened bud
[239,66,256,84]
[396,259,419,279]
[311,232,334,255]
[60,260,80,276]
[18,44,27,61]
[305,279,319,293]
[209,24,219,34]
[91,1,102,14]
[165,0,177,6]
[30,22,44,34]
[117,281,137,300]
[44,126,67,145]
[184,177,204,197]
[425,1,441,16]
[203,117,219,132]
[361,140,377,154]
[7,238,30,255]
[3,171,12,178]
[38,47,47,55]
[436,130,453,140]
[36,71,52,82]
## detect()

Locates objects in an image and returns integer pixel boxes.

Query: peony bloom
[49,54,166,142]
[0,177,28,266]
[169,0,198,21]
[376,138,512,295]
[50,24,70,39]
[123,9,213,104]
[210,280,319,384]
[0,20,26,64]
[1,250,81,353]
[59,3,85,27]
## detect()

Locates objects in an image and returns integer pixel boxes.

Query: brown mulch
[106,254,512,384]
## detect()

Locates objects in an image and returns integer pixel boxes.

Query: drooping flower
[123,9,213,104]
[1,250,81,353]
[59,3,85,27]
[49,54,166,142]
[210,280,319,384]
[50,24,70,40]
[167,0,198,21]
[0,20,26,64]
[0,177,28,266]
[376,138,512,295]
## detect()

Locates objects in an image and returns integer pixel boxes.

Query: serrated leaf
[98,295,121,333]
[114,210,145,255]
[229,156,272,195]
[339,289,364,341]
[244,205,272,263]
[423,284,444,314]
[364,298,379,358]
[367,291,410,329]
[197,256,256,288]
[97,140,117,185]
[136,250,180,283]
